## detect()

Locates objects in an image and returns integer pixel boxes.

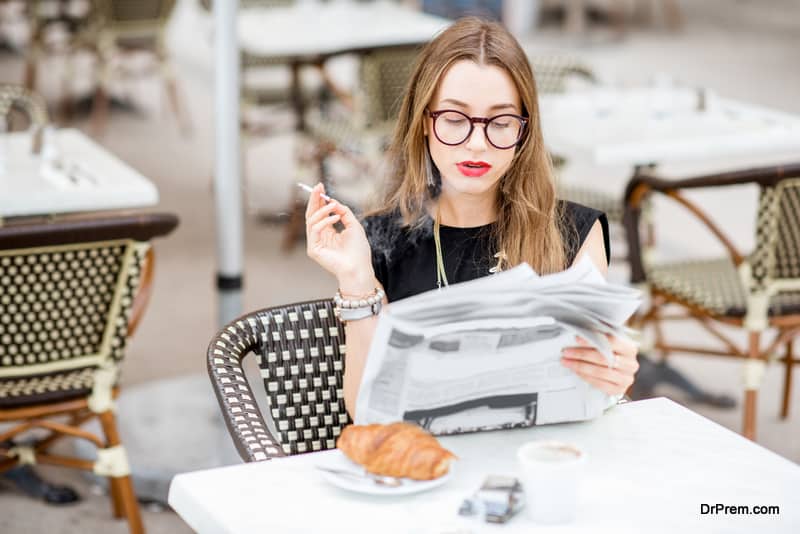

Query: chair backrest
[0,213,178,407]
[93,0,175,44]
[358,46,419,129]
[0,85,48,132]
[98,0,176,23]
[208,299,348,461]
[200,0,294,12]
[749,177,800,292]
[529,55,597,94]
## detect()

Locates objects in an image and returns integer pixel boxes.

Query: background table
[238,2,450,61]
[238,1,450,131]
[0,128,158,218]
[169,398,800,533]
[539,87,800,166]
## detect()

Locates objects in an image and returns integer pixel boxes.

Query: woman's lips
[456,161,492,177]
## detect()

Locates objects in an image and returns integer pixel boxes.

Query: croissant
[337,422,456,480]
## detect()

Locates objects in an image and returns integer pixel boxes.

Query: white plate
[316,450,453,496]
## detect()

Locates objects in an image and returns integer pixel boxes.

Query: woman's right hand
[305,183,375,293]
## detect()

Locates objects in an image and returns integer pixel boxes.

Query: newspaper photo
[354,256,642,435]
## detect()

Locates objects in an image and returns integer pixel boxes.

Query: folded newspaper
[354,256,642,435]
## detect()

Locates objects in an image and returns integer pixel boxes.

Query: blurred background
[1,0,799,532]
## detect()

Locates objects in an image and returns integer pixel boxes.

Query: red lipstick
[456,161,492,177]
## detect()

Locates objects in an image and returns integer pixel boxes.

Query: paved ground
[1,0,799,532]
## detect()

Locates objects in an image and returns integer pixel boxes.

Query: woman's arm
[304,183,383,419]
[571,219,608,275]
[337,274,386,419]
[562,219,639,395]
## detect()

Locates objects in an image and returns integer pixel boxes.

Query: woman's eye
[444,117,466,125]
[492,121,511,129]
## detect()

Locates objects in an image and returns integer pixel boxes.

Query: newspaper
[354,256,642,435]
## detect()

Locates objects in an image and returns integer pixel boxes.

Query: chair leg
[651,294,670,361]
[108,476,125,518]
[162,59,192,136]
[24,53,37,90]
[742,331,762,441]
[90,86,110,138]
[781,339,794,419]
[281,196,305,252]
[90,49,112,138]
[97,411,144,534]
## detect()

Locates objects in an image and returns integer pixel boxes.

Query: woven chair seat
[0,366,104,407]
[649,258,800,318]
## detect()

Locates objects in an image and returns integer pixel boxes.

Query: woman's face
[425,60,522,200]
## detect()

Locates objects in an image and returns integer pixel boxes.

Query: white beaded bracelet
[334,288,385,322]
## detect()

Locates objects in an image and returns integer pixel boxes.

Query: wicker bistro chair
[0,213,178,534]
[623,163,800,441]
[530,56,628,226]
[0,84,49,132]
[208,299,349,461]
[86,0,186,135]
[279,45,421,250]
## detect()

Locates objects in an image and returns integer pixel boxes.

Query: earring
[424,144,436,187]
[424,144,442,195]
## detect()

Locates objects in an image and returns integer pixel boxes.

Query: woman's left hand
[561,334,639,396]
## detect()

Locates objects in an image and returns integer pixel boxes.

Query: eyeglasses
[426,109,528,150]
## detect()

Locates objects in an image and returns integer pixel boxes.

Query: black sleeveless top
[362,200,609,302]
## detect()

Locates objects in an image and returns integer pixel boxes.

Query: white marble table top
[0,129,158,218]
[238,1,451,60]
[539,87,800,166]
[168,397,800,533]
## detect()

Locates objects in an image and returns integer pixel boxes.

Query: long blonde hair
[373,17,570,274]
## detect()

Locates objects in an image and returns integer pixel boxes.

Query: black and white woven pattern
[530,55,597,95]
[0,84,48,129]
[774,181,800,279]
[208,299,349,463]
[308,47,418,150]
[745,180,800,293]
[0,242,146,406]
[649,258,800,318]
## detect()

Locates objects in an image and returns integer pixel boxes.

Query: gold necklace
[433,207,506,290]
[434,207,449,289]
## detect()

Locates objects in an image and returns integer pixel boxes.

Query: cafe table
[538,86,800,168]
[237,1,450,131]
[168,397,800,533]
[0,128,158,219]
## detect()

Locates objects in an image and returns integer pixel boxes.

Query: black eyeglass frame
[426,109,529,150]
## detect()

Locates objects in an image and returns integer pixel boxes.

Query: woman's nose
[464,123,488,151]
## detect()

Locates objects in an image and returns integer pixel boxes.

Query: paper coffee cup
[517,440,586,524]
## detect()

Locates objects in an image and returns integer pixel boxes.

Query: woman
[305,17,638,417]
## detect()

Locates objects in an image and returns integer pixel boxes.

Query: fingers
[572,334,638,366]
[608,333,638,357]
[307,212,341,244]
[573,373,622,396]
[307,200,339,228]
[562,357,623,385]
[562,347,610,367]
[324,200,357,229]
[562,351,636,395]
[304,183,327,219]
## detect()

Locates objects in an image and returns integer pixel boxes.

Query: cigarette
[297,182,332,202]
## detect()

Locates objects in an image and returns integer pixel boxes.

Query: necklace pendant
[490,250,507,274]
